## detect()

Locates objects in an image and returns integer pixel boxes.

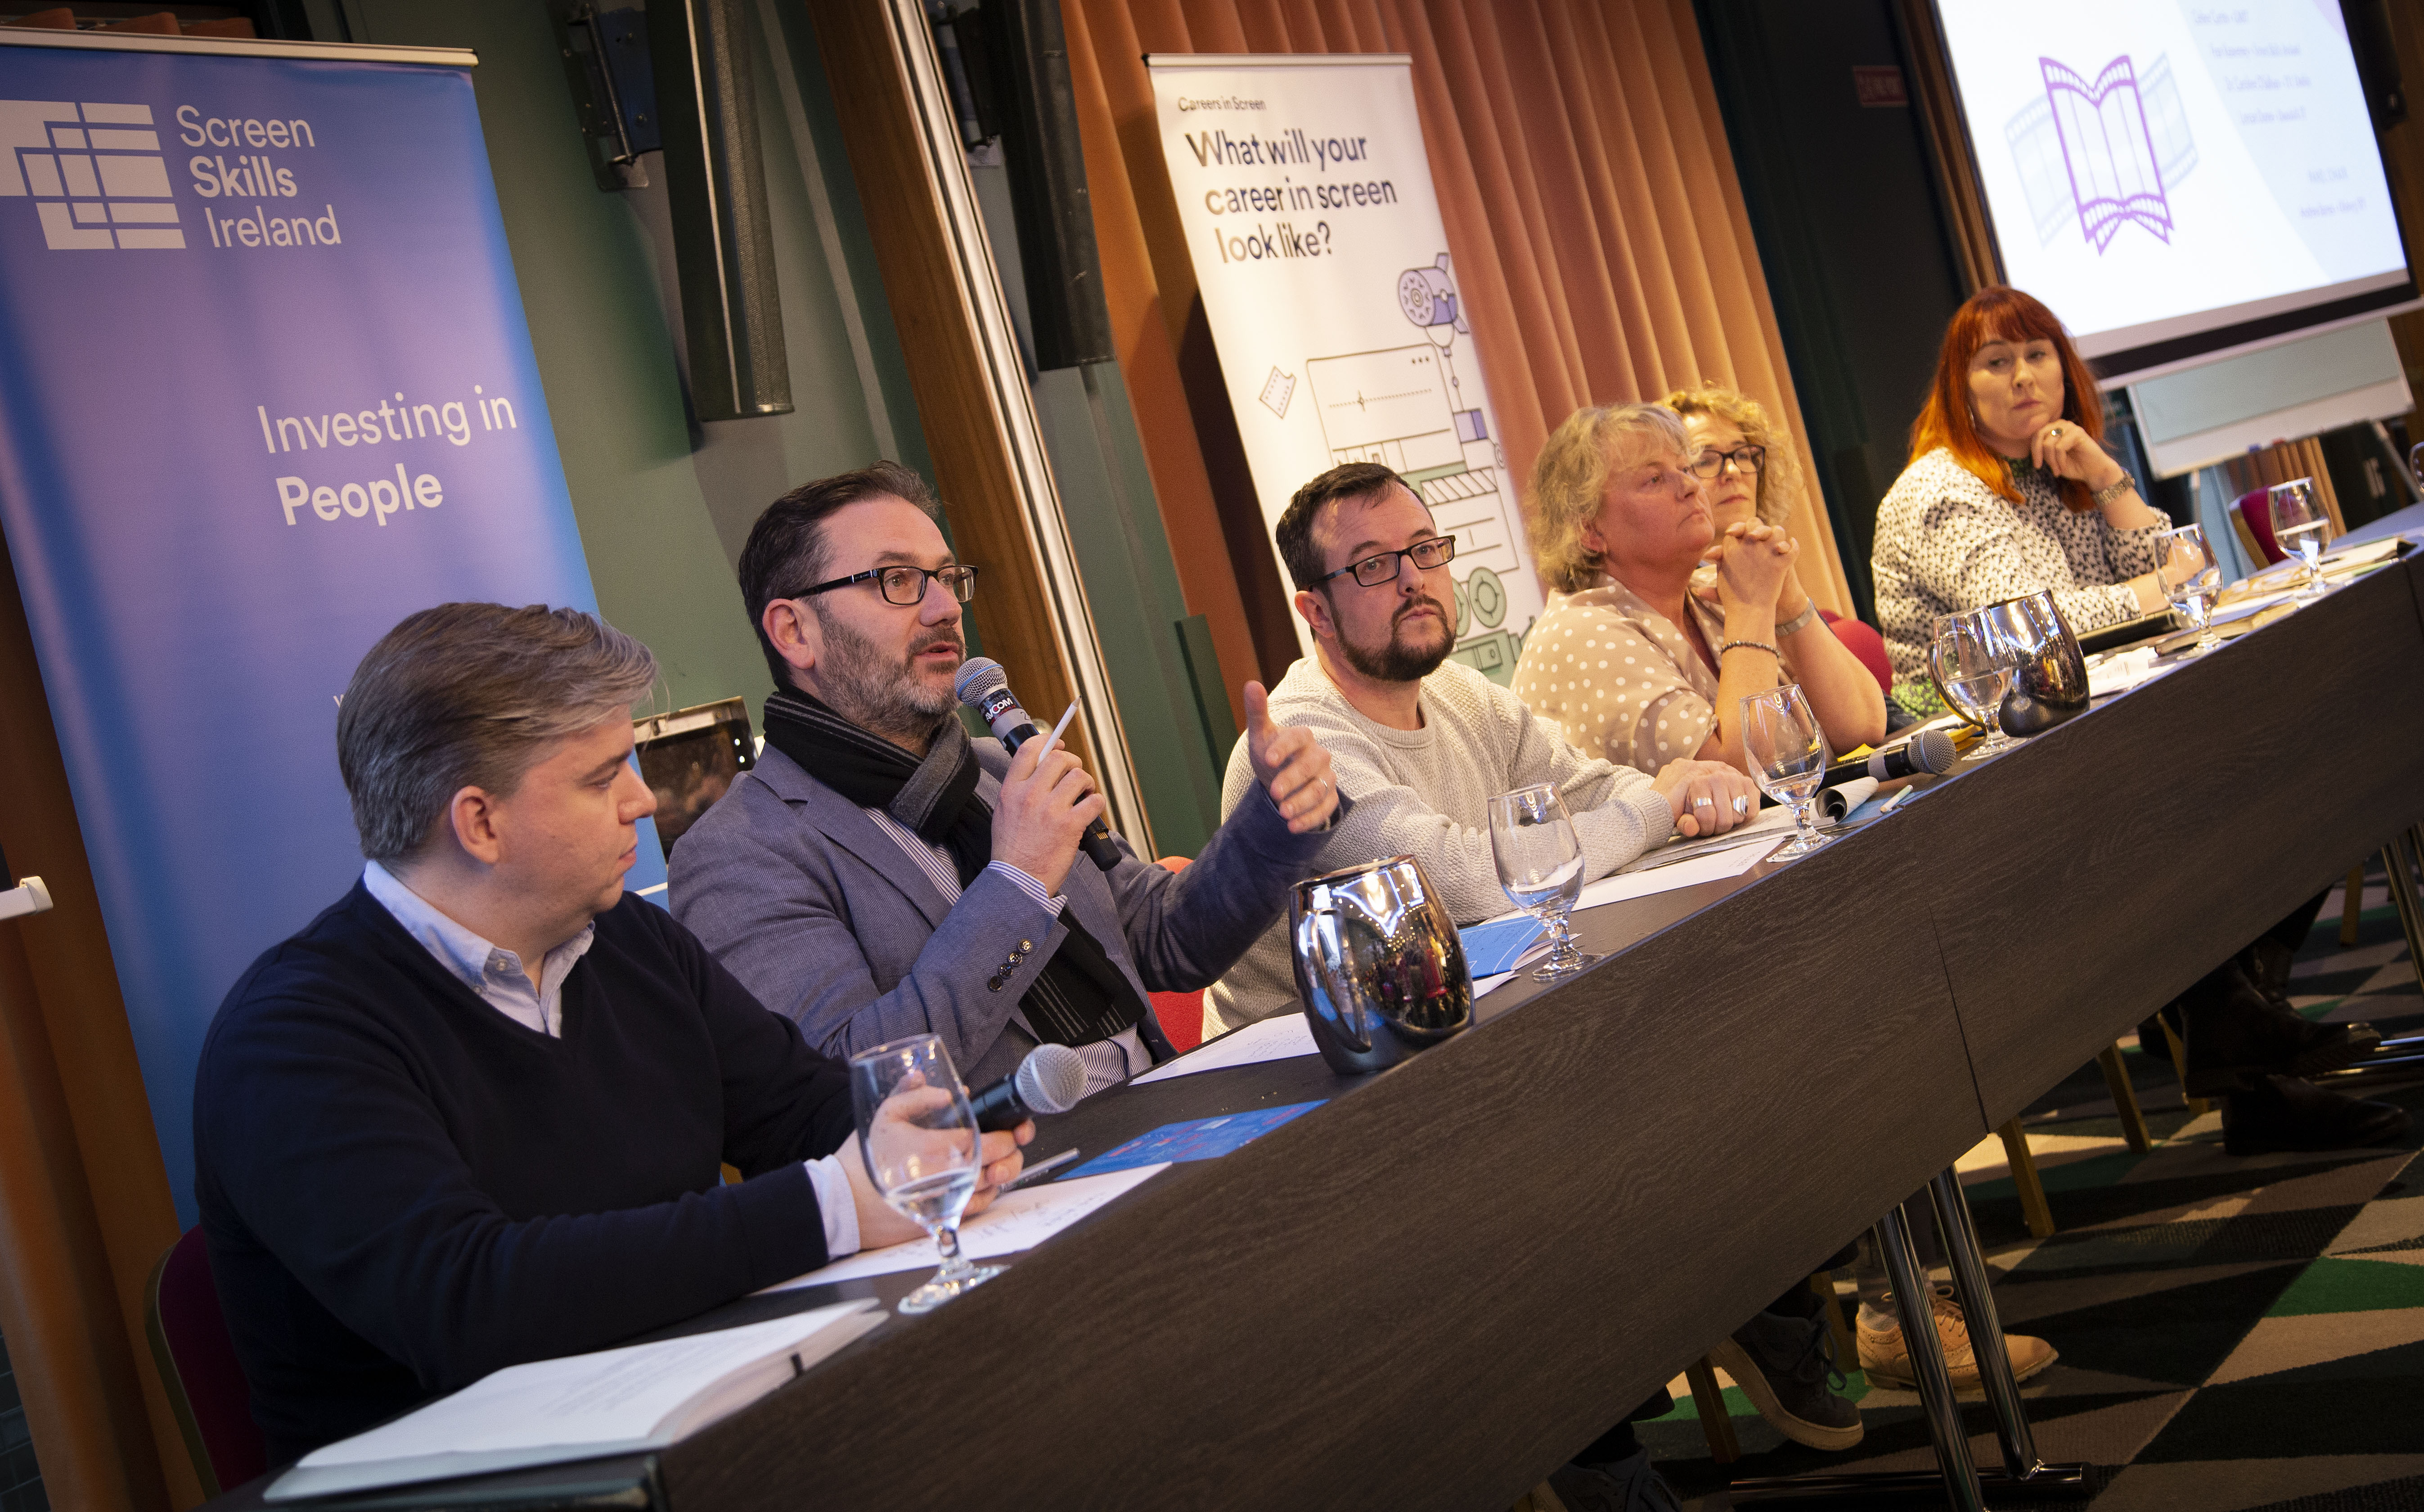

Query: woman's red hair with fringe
[1909,286,2103,512]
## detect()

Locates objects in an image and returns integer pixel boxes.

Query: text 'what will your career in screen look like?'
[253,385,522,531]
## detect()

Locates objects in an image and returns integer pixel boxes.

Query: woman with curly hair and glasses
[1511,400,1884,778]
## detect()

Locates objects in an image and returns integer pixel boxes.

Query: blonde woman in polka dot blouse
[1512,402,1886,776]
[1871,287,2170,698]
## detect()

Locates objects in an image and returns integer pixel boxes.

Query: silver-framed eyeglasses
[1307,535,1457,589]
[1687,444,1766,480]
[791,563,979,606]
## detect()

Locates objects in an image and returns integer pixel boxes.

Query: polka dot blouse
[1871,448,2163,690]
[1511,574,1794,777]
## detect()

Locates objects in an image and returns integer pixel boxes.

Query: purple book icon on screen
[2039,55,2173,252]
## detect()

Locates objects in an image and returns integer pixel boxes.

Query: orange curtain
[1067,0,1855,687]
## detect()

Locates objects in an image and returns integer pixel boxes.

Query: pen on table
[1040,700,1080,756]
[1878,785,1916,816]
[998,1148,1079,1191]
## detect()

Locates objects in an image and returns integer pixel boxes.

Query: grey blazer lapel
[749,745,958,932]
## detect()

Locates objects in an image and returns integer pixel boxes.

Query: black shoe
[2181,965,2379,1095]
[1708,1309,1864,1451]
[1550,1448,1682,1512]
[2223,1073,2412,1156]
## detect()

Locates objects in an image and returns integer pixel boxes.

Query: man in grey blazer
[671,462,1343,1094]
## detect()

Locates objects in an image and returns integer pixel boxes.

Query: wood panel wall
[797,0,1093,772]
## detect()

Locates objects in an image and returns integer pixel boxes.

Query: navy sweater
[193,882,855,1464]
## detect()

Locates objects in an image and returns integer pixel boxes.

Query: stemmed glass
[1740,686,1831,858]
[848,1034,1000,1315]
[2268,478,2334,600]
[1486,783,1597,981]
[2154,522,2223,655]
[1927,610,2020,755]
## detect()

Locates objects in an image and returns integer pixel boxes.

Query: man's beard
[1336,596,1454,682]
[813,609,963,747]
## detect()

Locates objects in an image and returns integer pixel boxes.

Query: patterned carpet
[1646,858,2424,1510]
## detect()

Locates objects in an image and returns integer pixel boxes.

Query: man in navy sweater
[193,603,1030,1464]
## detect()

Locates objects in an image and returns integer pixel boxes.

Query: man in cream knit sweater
[1203,463,1852,1508]
[1204,461,1758,1034]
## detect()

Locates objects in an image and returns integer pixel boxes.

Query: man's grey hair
[337,603,658,861]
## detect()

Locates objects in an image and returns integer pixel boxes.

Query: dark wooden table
[216,516,2424,1512]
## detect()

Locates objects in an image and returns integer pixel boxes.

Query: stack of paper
[270,1302,885,1500]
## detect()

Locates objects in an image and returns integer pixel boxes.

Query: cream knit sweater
[1202,656,1674,1032]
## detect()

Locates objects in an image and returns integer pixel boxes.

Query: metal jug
[1981,588,2090,737]
[1289,855,1472,1075]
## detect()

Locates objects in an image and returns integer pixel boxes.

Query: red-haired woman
[1870,285,2168,704]
[1871,287,2403,1162]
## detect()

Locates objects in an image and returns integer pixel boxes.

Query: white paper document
[271,1301,882,1500]
[1575,835,1781,912]
[765,1166,1169,1289]
[1132,1014,1318,1084]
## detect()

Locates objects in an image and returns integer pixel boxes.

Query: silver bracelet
[2093,473,2136,509]
[1776,599,1819,638]
[1718,639,1779,660]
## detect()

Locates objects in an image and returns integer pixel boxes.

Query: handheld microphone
[1818,727,1956,790]
[953,658,1123,871]
[968,1043,1087,1131]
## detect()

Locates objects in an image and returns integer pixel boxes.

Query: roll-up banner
[0,30,659,1222]
[1145,54,1543,681]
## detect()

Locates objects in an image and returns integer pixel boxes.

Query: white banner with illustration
[1146,54,1540,683]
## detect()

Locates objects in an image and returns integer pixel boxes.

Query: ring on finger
[1732,795,1750,815]
[1693,796,1713,808]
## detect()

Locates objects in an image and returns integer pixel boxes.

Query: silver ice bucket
[1289,855,1472,1075]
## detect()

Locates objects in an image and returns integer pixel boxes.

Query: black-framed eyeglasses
[789,564,979,606]
[1307,535,1457,589]
[1688,444,1766,480]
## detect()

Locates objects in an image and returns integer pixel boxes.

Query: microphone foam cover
[953,656,1008,708]
[1014,1042,1087,1116]
[1910,727,1956,775]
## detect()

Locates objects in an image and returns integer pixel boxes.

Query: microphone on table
[968,1043,1088,1132]
[1817,726,1956,790]
[954,657,1123,872]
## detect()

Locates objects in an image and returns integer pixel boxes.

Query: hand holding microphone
[956,659,1121,891]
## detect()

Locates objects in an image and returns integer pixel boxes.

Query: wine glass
[1740,686,1831,858]
[2267,478,2333,599]
[2154,522,2223,655]
[848,1034,1000,1314]
[1486,783,1597,980]
[1927,610,2020,755]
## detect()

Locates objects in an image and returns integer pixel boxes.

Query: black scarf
[760,688,1146,1048]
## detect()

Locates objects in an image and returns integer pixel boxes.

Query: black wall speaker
[2344,0,2408,132]
[968,0,1117,371]
[650,0,793,419]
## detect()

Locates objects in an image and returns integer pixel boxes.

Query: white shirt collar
[361,861,595,1036]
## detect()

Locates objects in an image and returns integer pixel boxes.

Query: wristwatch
[2093,472,2136,509]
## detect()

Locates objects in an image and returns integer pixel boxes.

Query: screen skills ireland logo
[0,99,183,249]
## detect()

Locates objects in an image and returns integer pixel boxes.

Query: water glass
[1927,610,2020,756]
[2153,522,2222,655]
[1486,784,1597,980]
[1740,685,1831,858]
[848,1034,1000,1314]
[2268,478,2333,599]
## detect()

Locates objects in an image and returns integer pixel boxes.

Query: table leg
[1727,1209,1985,1507]
[1928,1168,2088,1490]
[2316,833,2424,1086]
[2388,832,2424,996]
[1874,1202,1985,1511]
[2096,1044,2152,1153]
